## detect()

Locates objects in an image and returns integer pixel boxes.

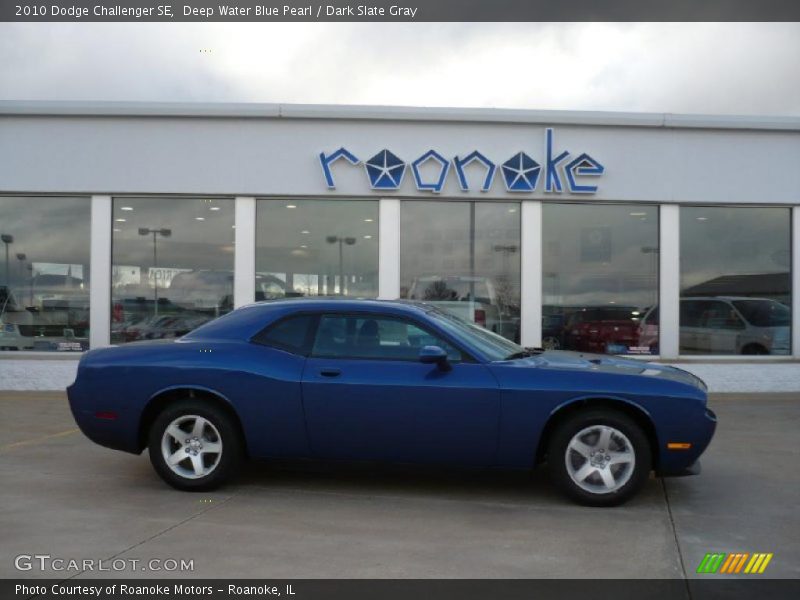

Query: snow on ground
[0,359,798,393]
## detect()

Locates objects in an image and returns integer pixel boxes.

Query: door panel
[300,313,501,466]
[302,358,500,466]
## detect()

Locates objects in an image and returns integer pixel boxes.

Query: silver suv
[639,296,790,355]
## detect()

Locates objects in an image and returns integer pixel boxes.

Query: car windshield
[732,300,791,327]
[427,308,523,361]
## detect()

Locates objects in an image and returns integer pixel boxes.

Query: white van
[639,296,790,355]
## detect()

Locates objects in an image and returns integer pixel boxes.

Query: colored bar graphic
[697,553,727,573]
[745,554,760,574]
[719,554,736,573]
[734,553,749,573]
[702,552,774,575]
[721,553,749,573]
[757,553,773,573]
[696,554,713,573]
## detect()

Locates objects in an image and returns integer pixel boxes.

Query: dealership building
[0,100,798,362]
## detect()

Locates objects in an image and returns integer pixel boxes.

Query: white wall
[1,114,798,204]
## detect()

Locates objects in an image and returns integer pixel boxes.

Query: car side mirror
[419,345,451,371]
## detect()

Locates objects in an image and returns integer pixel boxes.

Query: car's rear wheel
[547,409,651,506]
[148,399,242,491]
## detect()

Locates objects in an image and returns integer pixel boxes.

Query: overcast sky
[1,22,799,114]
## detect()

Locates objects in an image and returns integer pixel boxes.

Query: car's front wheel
[547,409,651,506]
[148,399,242,491]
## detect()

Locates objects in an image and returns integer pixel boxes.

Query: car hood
[506,350,707,390]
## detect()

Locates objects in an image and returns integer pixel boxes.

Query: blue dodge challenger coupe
[68,299,716,506]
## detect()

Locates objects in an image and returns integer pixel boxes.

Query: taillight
[474,309,486,327]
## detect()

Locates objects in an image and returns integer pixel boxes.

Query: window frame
[255,198,381,299]
[677,204,792,357]
[541,201,661,356]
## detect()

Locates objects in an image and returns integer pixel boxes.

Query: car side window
[252,314,314,355]
[311,315,462,362]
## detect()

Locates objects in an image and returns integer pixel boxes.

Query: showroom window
[542,203,659,355]
[400,201,521,342]
[680,206,791,355]
[256,199,379,298]
[111,197,235,344]
[0,196,91,352]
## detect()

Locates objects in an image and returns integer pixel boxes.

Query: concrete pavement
[0,392,797,579]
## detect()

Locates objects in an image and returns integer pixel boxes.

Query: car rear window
[252,315,314,354]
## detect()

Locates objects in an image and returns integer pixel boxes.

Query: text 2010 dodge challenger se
[68,299,716,506]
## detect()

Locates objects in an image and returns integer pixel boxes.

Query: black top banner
[2,0,800,22]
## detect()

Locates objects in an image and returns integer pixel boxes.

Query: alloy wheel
[160,414,223,479]
[564,425,635,494]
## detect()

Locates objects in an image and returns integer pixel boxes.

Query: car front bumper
[657,407,716,477]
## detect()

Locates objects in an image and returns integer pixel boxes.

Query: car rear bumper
[67,381,141,454]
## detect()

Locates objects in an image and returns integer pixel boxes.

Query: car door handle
[319,368,341,377]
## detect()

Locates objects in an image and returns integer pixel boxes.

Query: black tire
[148,398,243,491]
[547,409,652,507]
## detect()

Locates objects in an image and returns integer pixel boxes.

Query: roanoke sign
[319,128,605,195]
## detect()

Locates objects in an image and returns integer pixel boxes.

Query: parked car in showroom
[562,306,644,355]
[68,299,715,506]
[639,296,790,355]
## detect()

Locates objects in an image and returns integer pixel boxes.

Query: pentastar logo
[319,128,605,195]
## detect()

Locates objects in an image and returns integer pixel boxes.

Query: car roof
[183,297,439,342]
[243,297,440,317]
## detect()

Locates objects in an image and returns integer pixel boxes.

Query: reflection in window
[256,200,378,298]
[400,201,521,342]
[542,204,659,355]
[312,314,461,361]
[253,315,314,354]
[680,207,791,355]
[111,198,234,344]
[0,196,91,352]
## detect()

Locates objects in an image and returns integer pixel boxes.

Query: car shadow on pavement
[229,458,666,510]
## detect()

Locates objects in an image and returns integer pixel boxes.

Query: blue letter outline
[565,153,604,194]
[411,149,451,193]
[319,147,360,189]
[452,151,497,192]
[545,128,569,193]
